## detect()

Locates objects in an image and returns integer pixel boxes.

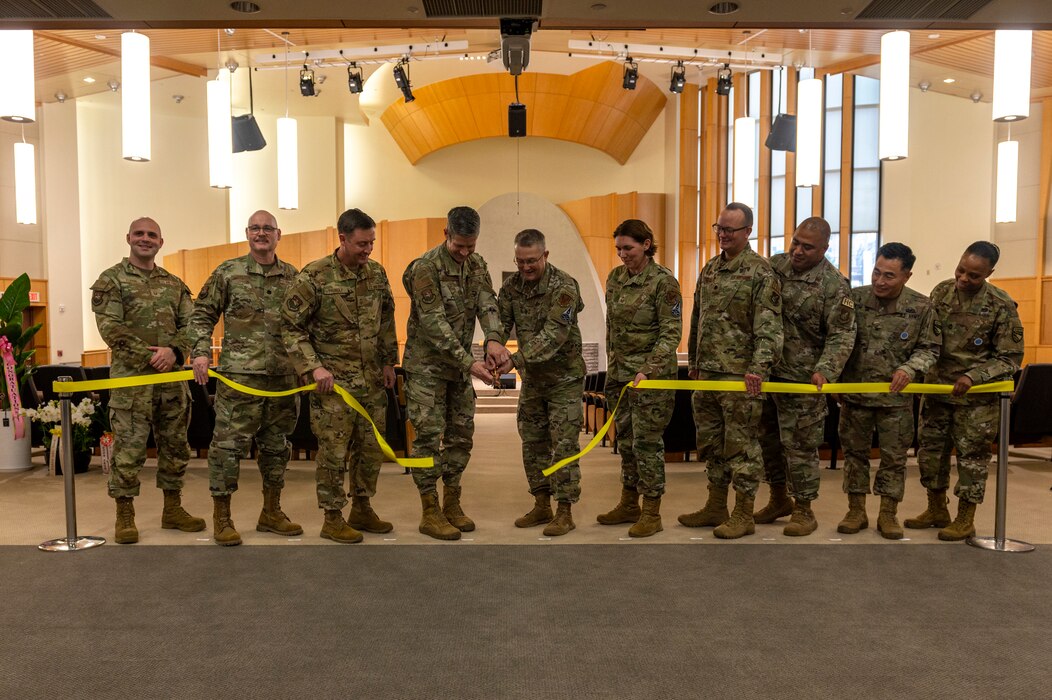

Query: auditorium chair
[1009,364,1052,454]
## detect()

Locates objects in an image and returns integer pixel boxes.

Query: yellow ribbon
[53,370,433,469]
[541,378,1016,476]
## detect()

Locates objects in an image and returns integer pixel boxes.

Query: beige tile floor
[1,412,1049,547]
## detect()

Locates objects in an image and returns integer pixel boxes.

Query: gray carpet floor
[1,544,1049,699]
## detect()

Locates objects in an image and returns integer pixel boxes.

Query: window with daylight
[851,75,881,287]
[823,73,843,269]
[769,67,789,256]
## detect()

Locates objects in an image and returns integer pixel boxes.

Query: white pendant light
[206,68,233,189]
[879,30,910,161]
[992,30,1032,122]
[277,117,299,210]
[995,139,1018,223]
[733,116,756,208]
[796,76,823,187]
[121,32,151,161]
[14,141,37,225]
[0,30,36,122]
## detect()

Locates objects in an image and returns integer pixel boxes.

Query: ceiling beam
[35,31,208,78]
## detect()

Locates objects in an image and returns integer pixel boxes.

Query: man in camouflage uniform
[678,202,783,539]
[90,216,205,544]
[282,208,399,544]
[402,205,509,541]
[755,216,856,537]
[836,243,940,539]
[189,210,302,546]
[495,229,586,537]
[911,241,1024,541]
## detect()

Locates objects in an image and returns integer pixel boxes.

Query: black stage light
[622,58,638,90]
[716,64,732,96]
[299,66,316,96]
[393,61,415,102]
[347,63,363,94]
[508,102,526,137]
[669,61,686,94]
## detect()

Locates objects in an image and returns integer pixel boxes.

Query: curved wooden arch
[380,61,667,165]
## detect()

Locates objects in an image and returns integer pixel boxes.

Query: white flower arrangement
[22,398,97,452]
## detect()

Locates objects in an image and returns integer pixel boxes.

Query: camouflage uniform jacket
[769,254,856,383]
[925,279,1024,404]
[496,263,586,385]
[188,254,298,376]
[605,259,682,383]
[402,243,503,380]
[90,258,194,378]
[689,245,783,377]
[281,251,398,387]
[841,285,940,407]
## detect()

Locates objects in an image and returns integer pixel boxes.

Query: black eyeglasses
[711,223,749,236]
[247,225,278,234]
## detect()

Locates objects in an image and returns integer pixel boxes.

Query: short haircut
[128,216,160,234]
[797,216,832,243]
[337,208,376,235]
[613,219,658,258]
[514,228,546,250]
[447,206,481,237]
[724,202,754,229]
[877,242,916,271]
[964,240,1000,267]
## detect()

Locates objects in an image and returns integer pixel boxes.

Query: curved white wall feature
[476,192,607,370]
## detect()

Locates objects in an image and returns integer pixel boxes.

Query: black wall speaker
[232,114,266,153]
[508,102,526,138]
[765,113,796,152]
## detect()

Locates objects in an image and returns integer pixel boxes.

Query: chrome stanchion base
[38,536,106,552]
[966,535,1035,553]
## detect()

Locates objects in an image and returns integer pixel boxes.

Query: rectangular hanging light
[277,116,298,210]
[14,142,37,225]
[796,77,823,188]
[733,117,757,208]
[206,68,233,189]
[995,139,1018,223]
[992,30,1032,122]
[121,32,151,161]
[0,30,36,123]
[879,30,910,161]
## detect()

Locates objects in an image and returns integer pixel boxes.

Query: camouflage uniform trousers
[406,372,474,495]
[207,373,298,496]
[517,375,584,504]
[605,378,675,499]
[311,383,387,511]
[838,401,914,501]
[917,396,999,504]
[693,373,764,497]
[758,392,827,501]
[107,381,191,498]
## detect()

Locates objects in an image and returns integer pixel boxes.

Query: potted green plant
[0,274,43,471]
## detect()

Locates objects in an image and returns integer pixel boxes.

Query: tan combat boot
[677,484,729,528]
[160,489,206,532]
[783,498,818,537]
[114,496,138,544]
[904,488,951,529]
[628,496,663,538]
[347,494,393,534]
[514,491,554,528]
[753,483,794,524]
[877,496,904,540]
[212,494,242,546]
[442,483,475,532]
[837,493,869,534]
[257,486,304,536]
[713,491,756,540]
[596,487,641,525]
[321,509,364,544]
[938,500,977,541]
[543,502,576,536]
[419,492,461,541]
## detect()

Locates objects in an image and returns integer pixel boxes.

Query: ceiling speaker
[232,114,266,153]
[765,113,796,152]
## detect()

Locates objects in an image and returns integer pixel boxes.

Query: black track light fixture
[669,61,686,94]
[299,65,316,96]
[347,63,363,94]
[623,58,638,90]
[393,59,414,103]
[716,64,733,96]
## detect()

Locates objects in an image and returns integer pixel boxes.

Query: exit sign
[27,292,40,303]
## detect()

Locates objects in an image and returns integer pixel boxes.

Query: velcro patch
[840,297,854,309]
[286,295,303,312]
[665,290,678,305]
[1012,326,1024,343]
[933,319,942,336]
[421,287,437,305]
[561,305,573,323]
[91,290,104,308]
[556,290,573,307]
[671,300,682,318]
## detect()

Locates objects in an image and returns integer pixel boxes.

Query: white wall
[881,88,995,293]
[0,117,43,279]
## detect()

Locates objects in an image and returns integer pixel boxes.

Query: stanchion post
[38,376,105,552]
[967,391,1034,553]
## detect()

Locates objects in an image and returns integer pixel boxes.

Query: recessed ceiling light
[943,77,956,84]
[229,1,260,13]
[928,33,941,39]
[94,34,107,40]
[708,2,740,15]
[83,76,96,84]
